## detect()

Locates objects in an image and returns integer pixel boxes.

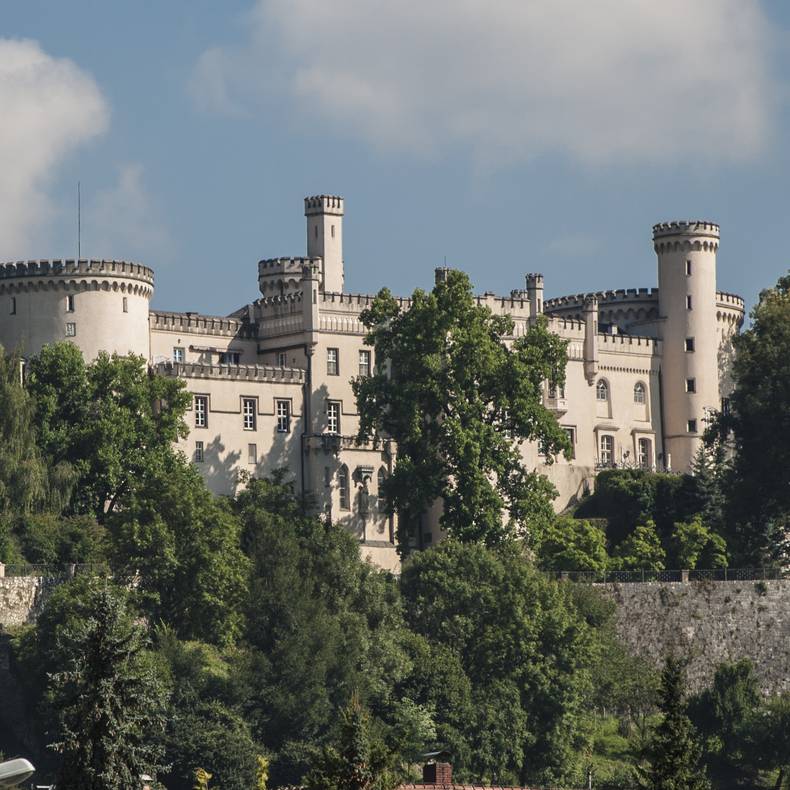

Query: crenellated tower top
[304,195,344,217]
[652,220,719,241]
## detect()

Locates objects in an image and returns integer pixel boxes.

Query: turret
[305,195,344,293]
[525,272,544,321]
[653,220,720,472]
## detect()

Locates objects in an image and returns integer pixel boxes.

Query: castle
[0,196,744,570]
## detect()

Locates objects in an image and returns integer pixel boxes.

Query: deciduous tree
[354,271,569,547]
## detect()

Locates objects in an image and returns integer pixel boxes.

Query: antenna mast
[77,181,81,259]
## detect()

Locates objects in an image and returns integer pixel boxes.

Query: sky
[2,0,790,316]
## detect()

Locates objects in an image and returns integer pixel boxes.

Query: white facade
[0,198,744,571]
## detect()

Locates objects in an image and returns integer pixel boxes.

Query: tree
[741,693,790,788]
[639,658,710,790]
[688,659,760,778]
[304,696,398,790]
[26,343,191,522]
[673,517,727,569]
[400,540,593,785]
[111,456,249,646]
[535,516,608,573]
[165,699,260,790]
[234,475,410,785]
[0,347,69,520]
[46,579,168,790]
[612,522,666,572]
[354,271,570,547]
[715,273,790,563]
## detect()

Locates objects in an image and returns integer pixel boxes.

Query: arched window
[634,382,646,404]
[338,465,350,510]
[377,467,387,512]
[596,379,609,401]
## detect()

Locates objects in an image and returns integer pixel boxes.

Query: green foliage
[165,699,260,790]
[688,659,760,778]
[27,343,190,522]
[639,658,710,790]
[611,522,666,571]
[0,347,68,519]
[740,693,790,781]
[673,516,728,569]
[400,540,593,785]
[234,475,411,785]
[12,513,107,565]
[715,273,790,564]
[304,696,398,790]
[45,579,168,790]
[535,516,608,573]
[354,271,569,546]
[111,455,249,646]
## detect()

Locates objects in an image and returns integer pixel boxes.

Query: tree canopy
[354,270,569,547]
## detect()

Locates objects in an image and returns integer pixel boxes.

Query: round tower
[653,221,720,472]
[0,259,153,361]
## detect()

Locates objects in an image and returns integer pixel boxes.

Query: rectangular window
[194,395,208,428]
[686,295,693,310]
[564,427,576,459]
[122,296,128,313]
[242,398,256,431]
[687,419,697,433]
[327,401,340,434]
[685,337,695,352]
[66,294,75,312]
[686,378,696,393]
[276,399,291,433]
[600,434,614,466]
[173,347,185,363]
[721,397,731,416]
[338,466,350,510]
[219,351,241,365]
[686,260,692,276]
[248,443,257,465]
[327,347,339,376]
[277,351,287,368]
[331,224,335,239]
[65,322,76,337]
[9,297,15,315]
[638,438,652,469]
[324,466,331,487]
[194,441,204,463]
[358,350,371,377]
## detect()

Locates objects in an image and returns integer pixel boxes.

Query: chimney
[422,761,452,784]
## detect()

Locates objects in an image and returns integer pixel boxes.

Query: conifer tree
[640,657,710,790]
[48,580,168,790]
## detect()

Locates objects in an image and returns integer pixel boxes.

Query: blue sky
[2,1,790,315]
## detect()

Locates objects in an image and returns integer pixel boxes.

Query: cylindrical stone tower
[0,259,153,361]
[653,221,720,472]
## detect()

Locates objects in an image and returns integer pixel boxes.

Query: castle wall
[596,579,790,694]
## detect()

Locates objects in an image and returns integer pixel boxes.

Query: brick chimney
[422,761,452,784]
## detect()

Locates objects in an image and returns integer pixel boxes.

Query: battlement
[545,287,659,312]
[0,259,154,285]
[150,310,256,339]
[652,220,720,240]
[258,257,321,277]
[153,360,304,384]
[715,291,745,309]
[526,272,544,286]
[304,195,344,216]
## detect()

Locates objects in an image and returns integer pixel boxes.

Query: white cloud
[0,39,109,258]
[191,0,776,166]
[85,164,173,264]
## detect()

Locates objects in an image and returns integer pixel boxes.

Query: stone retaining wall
[596,579,789,694]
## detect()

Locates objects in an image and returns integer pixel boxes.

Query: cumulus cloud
[86,164,173,265]
[191,0,775,166]
[0,39,109,257]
